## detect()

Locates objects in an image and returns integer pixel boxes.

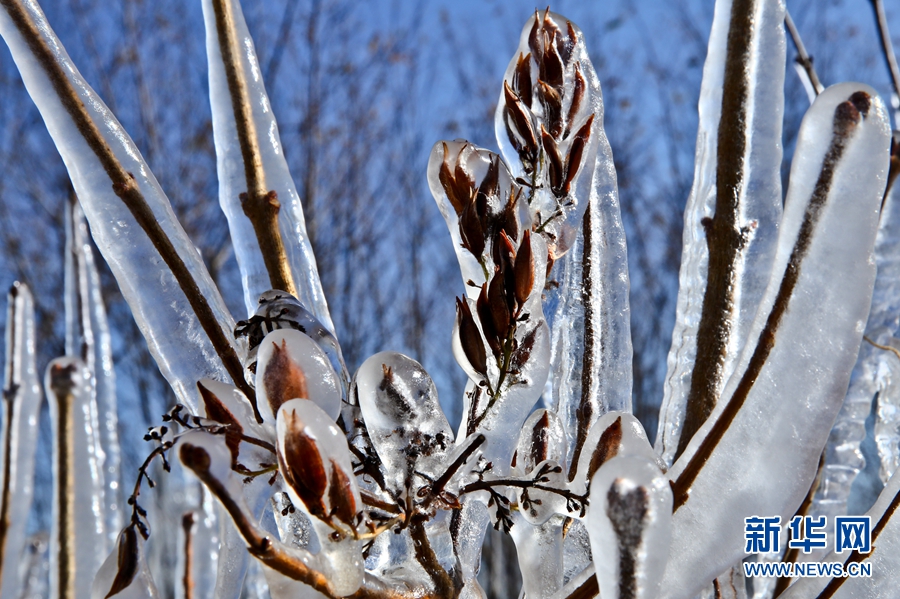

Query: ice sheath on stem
[201,0,334,329]
[0,0,246,409]
[0,283,43,599]
[655,0,786,466]
[662,84,891,599]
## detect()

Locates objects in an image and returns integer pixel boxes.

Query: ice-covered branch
[870,0,900,123]
[0,0,251,409]
[0,284,42,599]
[785,9,824,103]
[657,0,785,465]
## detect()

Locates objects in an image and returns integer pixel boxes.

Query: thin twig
[210,0,297,297]
[785,9,824,98]
[182,512,195,599]
[871,0,900,113]
[0,0,258,417]
[0,286,20,589]
[865,335,900,363]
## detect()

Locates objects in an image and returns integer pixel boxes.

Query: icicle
[587,456,672,599]
[510,515,565,599]
[46,357,107,599]
[200,0,333,329]
[91,527,160,599]
[64,197,117,552]
[656,0,787,466]
[0,284,42,599]
[661,84,891,598]
[0,1,242,409]
[355,351,454,493]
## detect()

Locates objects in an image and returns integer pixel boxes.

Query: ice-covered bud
[91,526,159,599]
[571,412,663,496]
[255,329,341,424]
[587,456,672,599]
[455,297,489,380]
[235,290,348,393]
[275,399,361,532]
[354,352,454,494]
[510,410,571,523]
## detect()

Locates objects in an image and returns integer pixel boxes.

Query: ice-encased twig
[64,196,121,552]
[779,470,900,599]
[46,357,107,599]
[0,283,42,599]
[656,0,786,466]
[201,0,334,330]
[813,167,900,531]
[0,0,246,409]
[661,84,891,599]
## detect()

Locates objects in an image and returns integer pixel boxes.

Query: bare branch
[785,9,824,101]
[871,0,900,116]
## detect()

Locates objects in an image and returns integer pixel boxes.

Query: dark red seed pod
[515,229,535,305]
[504,80,538,151]
[477,283,503,358]
[513,52,533,110]
[459,201,486,258]
[565,63,586,134]
[563,114,594,195]
[538,81,563,139]
[328,459,358,527]
[541,124,564,196]
[488,274,511,339]
[279,410,329,519]
[457,297,488,377]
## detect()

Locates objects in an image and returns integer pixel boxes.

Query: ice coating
[90,528,159,599]
[779,470,900,598]
[587,456,672,599]
[494,11,600,256]
[661,84,891,598]
[545,100,633,458]
[426,141,531,296]
[0,284,43,599]
[510,514,565,599]
[511,409,568,524]
[256,329,341,425]
[656,0,786,466]
[237,291,349,395]
[200,0,333,329]
[275,399,363,595]
[45,357,107,599]
[17,533,49,599]
[455,234,552,470]
[571,412,663,496]
[813,173,900,529]
[0,0,238,407]
[355,351,454,493]
[64,199,121,551]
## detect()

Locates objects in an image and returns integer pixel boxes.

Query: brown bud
[510,327,537,372]
[263,340,309,418]
[504,80,538,152]
[586,416,623,483]
[105,525,139,599]
[528,11,542,62]
[457,297,488,378]
[479,155,501,200]
[565,63,586,135]
[477,283,503,358]
[488,273,511,340]
[530,411,551,469]
[561,21,578,65]
[539,30,564,90]
[328,459,358,527]
[459,201,486,258]
[833,100,862,139]
[515,229,535,305]
[454,146,475,201]
[513,53,533,110]
[198,382,243,466]
[541,124,564,195]
[538,81,563,138]
[439,142,466,216]
[278,410,328,519]
[497,187,521,241]
[563,114,594,195]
